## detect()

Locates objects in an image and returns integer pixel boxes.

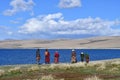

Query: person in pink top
[54,51,60,63]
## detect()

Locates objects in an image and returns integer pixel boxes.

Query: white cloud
[18,13,63,34]
[7,31,13,35]
[3,0,35,16]
[59,0,81,8]
[18,13,120,38]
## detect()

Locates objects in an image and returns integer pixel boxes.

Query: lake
[0,49,120,65]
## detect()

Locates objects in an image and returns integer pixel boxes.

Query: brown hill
[0,36,120,49]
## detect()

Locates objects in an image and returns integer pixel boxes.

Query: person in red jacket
[54,51,59,63]
[45,49,50,64]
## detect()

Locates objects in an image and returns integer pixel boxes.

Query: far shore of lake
[0,36,120,49]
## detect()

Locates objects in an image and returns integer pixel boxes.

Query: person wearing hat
[71,49,77,63]
[80,52,84,62]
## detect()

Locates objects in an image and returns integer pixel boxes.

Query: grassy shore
[0,59,120,80]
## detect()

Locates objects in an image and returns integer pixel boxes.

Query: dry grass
[40,75,64,80]
[40,75,54,80]
[8,66,21,73]
[23,75,64,80]
[84,76,102,80]
[27,65,39,71]
[45,62,86,70]
[109,67,119,73]
[0,69,5,76]
[49,63,72,70]
[96,63,106,71]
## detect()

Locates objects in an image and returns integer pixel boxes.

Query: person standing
[54,51,60,63]
[80,52,84,62]
[71,49,77,63]
[36,49,40,64]
[45,49,50,64]
[85,53,89,63]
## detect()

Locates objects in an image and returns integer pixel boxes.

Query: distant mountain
[0,36,120,49]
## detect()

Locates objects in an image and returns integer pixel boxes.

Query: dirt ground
[1,71,120,80]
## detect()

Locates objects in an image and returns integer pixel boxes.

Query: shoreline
[0,58,120,67]
[0,48,120,49]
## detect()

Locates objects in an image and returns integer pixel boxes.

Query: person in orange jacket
[45,49,50,64]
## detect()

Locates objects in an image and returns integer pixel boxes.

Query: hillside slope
[0,36,120,48]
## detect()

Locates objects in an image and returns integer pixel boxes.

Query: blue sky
[0,0,120,40]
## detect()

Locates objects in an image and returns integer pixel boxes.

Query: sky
[0,0,120,40]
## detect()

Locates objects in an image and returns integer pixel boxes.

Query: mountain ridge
[0,36,120,49]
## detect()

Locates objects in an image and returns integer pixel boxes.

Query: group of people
[71,49,90,63]
[36,49,59,64]
[36,49,89,64]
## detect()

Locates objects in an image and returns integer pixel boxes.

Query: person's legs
[36,60,39,64]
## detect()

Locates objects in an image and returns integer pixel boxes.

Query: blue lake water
[0,49,120,65]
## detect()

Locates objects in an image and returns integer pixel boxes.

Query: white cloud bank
[3,0,35,16]
[59,0,81,8]
[18,13,120,38]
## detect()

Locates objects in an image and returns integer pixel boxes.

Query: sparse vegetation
[0,59,120,80]
[0,70,5,76]
[84,76,102,80]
